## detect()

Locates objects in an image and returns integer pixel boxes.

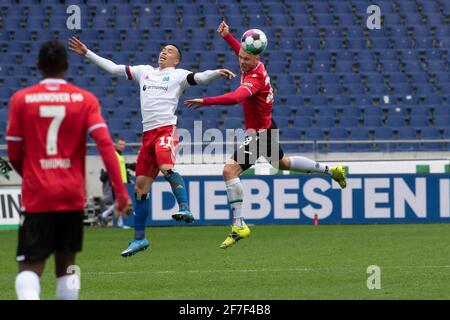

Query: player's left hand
[218,69,236,80]
[184,99,204,109]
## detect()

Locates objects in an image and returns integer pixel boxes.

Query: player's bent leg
[16,261,45,300]
[54,252,79,300]
[121,175,153,258]
[160,164,194,224]
[277,156,347,189]
[220,162,250,249]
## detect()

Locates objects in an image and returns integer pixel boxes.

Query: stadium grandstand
[0,0,449,156]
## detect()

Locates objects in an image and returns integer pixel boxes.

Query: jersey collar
[40,78,67,84]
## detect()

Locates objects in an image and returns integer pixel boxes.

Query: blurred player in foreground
[6,40,132,299]
[185,21,347,249]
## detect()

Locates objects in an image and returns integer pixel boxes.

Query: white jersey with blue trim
[125,65,191,132]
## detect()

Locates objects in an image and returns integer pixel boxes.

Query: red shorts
[136,125,178,179]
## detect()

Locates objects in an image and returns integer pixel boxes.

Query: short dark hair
[167,43,182,61]
[38,40,68,76]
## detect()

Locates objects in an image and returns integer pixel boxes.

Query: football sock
[56,274,80,300]
[288,156,330,175]
[163,170,189,211]
[225,178,244,227]
[15,271,40,300]
[134,193,150,240]
[101,204,115,219]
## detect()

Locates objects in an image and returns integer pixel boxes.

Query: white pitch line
[83,265,450,276]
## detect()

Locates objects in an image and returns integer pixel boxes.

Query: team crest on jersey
[162,76,170,82]
[252,74,257,78]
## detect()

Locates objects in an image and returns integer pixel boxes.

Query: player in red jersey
[6,40,132,300]
[185,21,347,249]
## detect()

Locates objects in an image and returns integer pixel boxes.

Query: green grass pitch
[1,224,449,299]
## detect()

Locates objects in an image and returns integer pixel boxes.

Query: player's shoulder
[10,83,40,101]
[174,68,191,76]
[256,62,268,75]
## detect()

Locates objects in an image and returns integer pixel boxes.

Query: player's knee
[160,168,174,177]
[222,164,238,180]
[278,157,291,170]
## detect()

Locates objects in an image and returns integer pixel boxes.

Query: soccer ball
[241,29,268,55]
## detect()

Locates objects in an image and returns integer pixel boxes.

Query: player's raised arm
[217,20,241,56]
[184,86,251,109]
[68,37,128,78]
[185,68,236,87]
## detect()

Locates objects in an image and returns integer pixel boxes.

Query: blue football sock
[163,170,189,211]
[133,193,150,240]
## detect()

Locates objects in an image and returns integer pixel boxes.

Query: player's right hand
[217,20,229,37]
[115,195,133,219]
[218,69,236,80]
[68,36,88,56]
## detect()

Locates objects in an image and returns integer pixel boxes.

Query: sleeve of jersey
[223,33,241,56]
[125,65,146,82]
[203,87,251,106]
[86,98,129,208]
[6,93,24,175]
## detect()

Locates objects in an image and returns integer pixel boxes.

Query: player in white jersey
[69,37,235,257]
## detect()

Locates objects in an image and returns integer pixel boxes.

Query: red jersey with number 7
[6,79,106,212]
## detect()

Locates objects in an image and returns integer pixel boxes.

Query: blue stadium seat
[434,115,450,127]
[303,127,324,140]
[201,108,222,119]
[291,14,311,26]
[335,61,354,73]
[364,73,384,85]
[339,116,360,128]
[386,116,406,127]
[409,116,430,127]
[346,83,365,95]
[281,128,301,140]
[373,127,393,139]
[284,95,303,107]
[363,115,383,127]
[312,61,331,73]
[226,108,244,118]
[315,116,336,128]
[391,83,413,95]
[345,26,364,38]
[293,116,313,128]
[419,127,440,139]
[407,105,429,117]
[273,106,293,117]
[289,2,308,15]
[409,72,429,84]
[296,107,316,118]
[395,127,417,139]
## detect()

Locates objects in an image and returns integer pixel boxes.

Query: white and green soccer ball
[241,29,268,55]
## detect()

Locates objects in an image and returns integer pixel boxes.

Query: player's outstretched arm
[192,69,236,85]
[217,20,241,55]
[68,37,127,78]
[184,86,251,109]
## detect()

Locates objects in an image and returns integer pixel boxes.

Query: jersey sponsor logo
[143,85,168,91]
[252,74,257,78]
[243,82,254,87]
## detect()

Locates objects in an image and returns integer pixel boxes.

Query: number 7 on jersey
[39,106,66,156]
